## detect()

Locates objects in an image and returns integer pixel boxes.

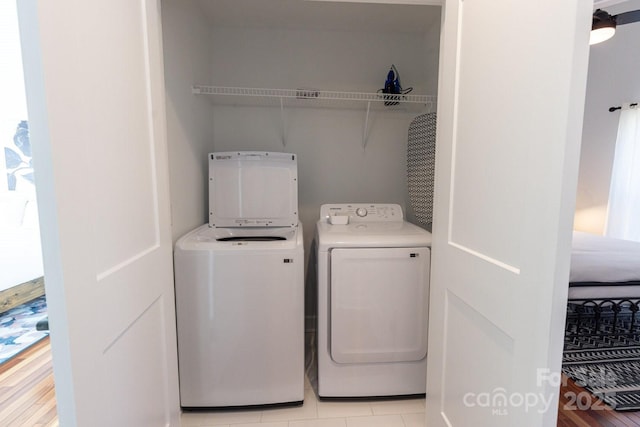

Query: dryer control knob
[355,207,368,217]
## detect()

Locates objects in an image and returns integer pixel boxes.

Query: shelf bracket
[280,97,287,147]
[362,101,372,150]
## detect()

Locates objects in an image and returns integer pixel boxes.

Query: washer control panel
[320,203,404,223]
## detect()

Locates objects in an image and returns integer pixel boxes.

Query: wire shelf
[192,85,436,111]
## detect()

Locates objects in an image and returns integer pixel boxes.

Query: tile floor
[180,376,426,427]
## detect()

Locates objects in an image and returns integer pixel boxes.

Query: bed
[566,231,640,349]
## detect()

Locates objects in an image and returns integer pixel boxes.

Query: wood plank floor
[0,337,57,427]
[3,336,640,426]
[557,374,640,427]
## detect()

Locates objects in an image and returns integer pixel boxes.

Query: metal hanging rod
[609,103,638,112]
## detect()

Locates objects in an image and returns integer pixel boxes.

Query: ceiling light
[590,27,616,45]
[590,8,640,45]
[591,9,616,45]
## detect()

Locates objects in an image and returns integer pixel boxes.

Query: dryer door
[330,247,430,364]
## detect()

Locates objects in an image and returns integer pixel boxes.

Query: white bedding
[568,231,640,299]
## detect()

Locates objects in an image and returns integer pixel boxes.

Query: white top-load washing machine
[174,151,304,408]
[316,203,431,397]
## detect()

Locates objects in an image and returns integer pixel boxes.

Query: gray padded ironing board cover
[407,113,437,230]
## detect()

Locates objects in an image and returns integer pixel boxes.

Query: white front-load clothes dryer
[316,203,431,397]
[174,152,304,408]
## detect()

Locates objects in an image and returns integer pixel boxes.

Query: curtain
[606,105,640,242]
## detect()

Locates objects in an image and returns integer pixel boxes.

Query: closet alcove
[161,0,442,251]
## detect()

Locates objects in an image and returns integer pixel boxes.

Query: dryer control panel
[320,203,403,223]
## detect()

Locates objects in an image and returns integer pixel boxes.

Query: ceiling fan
[591,8,640,44]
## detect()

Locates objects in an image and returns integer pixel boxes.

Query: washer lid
[175,224,301,251]
[209,152,298,228]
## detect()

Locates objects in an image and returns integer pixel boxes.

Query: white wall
[162,0,214,241]
[575,0,640,234]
